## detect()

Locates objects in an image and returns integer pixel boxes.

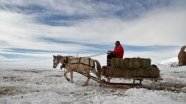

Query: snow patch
[0,65,186,104]
[159,57,178,65]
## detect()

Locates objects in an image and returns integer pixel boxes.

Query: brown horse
[178,46,186,66]
[53,55,102,86]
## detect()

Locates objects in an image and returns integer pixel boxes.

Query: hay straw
[110,58,151,69]
[102,65,160,78]
[111,58,122,68]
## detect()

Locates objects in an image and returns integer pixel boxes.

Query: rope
[65,52,107,59]
[85,52,107,57]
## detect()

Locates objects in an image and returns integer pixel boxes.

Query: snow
[0,65,186,104]
[159,57,178,65]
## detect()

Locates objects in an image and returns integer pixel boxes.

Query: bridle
[53,57,60,68]
[64,56,68,64]
[53,55,97,69]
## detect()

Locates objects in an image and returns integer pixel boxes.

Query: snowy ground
[0,65,186,104]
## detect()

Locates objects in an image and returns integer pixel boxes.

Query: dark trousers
[107,54,116,66]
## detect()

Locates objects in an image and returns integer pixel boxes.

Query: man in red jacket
[107,41,124,66]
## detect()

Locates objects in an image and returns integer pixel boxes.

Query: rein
[84,52,107,57]
[56,52,106,68]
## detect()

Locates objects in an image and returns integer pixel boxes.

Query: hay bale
[131,66,160,78]
[120,58,151,69]
[131,58,142,69]
[120,58,129,69]
[110,57,151,69]
[101,66,109,76]
[110,58,144,69]
[111,58,122,68]
[125,58,135,69]
[101,65,160,78]
[150,65,160,77]
[141,58,151,69]
[102,66,132,78]
[131,68,145,77]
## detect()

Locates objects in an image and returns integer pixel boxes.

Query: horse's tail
[93,59,102,82]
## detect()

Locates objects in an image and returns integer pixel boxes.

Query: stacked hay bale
[102,58,160,78]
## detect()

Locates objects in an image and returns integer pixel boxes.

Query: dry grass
[102,66,160,78]
[111,58,151,69]
[0,86,21,97]
[104,58,159,78]
[3,76,25,82]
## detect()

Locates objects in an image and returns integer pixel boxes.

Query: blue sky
[0,0,186,68]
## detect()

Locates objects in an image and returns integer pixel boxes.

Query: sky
[0,0,186,68]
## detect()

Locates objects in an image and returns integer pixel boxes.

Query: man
[107,41,124,66]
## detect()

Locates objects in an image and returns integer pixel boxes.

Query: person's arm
[110,45,123,55]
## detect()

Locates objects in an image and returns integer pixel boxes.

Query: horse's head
[53,55,59,68]
[53,55,70,68]
[53,55,65,68]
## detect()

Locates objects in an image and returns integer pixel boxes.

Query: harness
[64,56,95,68]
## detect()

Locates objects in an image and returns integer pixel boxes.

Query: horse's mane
[56,55,75,60]
[56,55,63,60]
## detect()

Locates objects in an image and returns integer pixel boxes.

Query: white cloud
[1,1,185,46]
[0,10,100,51]
[0,0,185,65]
[74,7,186,46]
[0,0,122,17]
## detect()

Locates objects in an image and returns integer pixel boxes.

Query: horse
[53,55,102,86]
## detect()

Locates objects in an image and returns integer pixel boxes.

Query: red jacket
[110,45,124,58]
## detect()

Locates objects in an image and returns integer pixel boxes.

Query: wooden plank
[124,77,163,80]
[106,77,163,80]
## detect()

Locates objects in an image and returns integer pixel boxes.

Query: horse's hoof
[82,84,87,86]
[99,84,103,87]
[66,78,70,81]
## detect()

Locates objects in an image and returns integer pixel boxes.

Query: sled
[74,57,163,88]
[75,70,162,89]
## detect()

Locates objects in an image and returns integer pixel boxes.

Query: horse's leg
[70,71,74,83]
[64,69,70,81]
[83,71,90,86]
[95,60,102,86]
[92,68,102,87]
